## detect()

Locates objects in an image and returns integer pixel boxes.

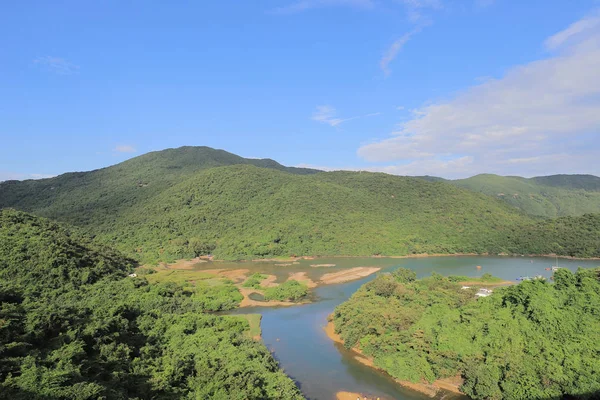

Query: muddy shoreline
[324,321,465,399]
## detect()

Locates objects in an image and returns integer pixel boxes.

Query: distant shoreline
[236,253,600,263]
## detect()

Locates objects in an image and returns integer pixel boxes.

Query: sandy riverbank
[288,271,318,288]
[335,391,380,400]
[324,321,464,398]
[320,267,381,284]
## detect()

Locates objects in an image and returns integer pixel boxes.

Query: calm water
[211,256,600,400]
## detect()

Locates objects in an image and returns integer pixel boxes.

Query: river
[217,256,599,400]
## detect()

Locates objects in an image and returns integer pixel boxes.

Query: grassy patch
[264,280,308,301]
[144,269,217,286]
[242,273,268,288]
[448,273,504,283]
[239,314,262,339]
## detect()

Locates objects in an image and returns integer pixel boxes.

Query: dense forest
[0,209,304,399]
[332,268,600,399]
[448,174,600,218]
[506,213,600,258]
[1,147,599,263]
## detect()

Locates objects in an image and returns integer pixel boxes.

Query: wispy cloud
[271,0,375,14]
[544,12,600,50]
[34,56,80,75]
[113,145,137,153]
[380,27,422,76]
[312,105,381,127]
[357,12,600,178]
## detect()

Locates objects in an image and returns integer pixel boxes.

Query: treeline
[0,209,304,399]
[332,268,600,399]
[505,213,600,258]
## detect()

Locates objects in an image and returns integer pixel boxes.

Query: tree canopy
[333,268,600,399]
[0,210,304,399]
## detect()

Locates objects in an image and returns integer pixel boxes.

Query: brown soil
[151,257,207,270]
[335,392,372,400]
[259,274,279,288]
[324,321,464,398]
[202,268,250,284]
[320,267,381,284]
[311,263,337,268]
[288,272,318,288]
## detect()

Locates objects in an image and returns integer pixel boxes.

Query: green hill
[1,147,599,263]
[506,213,600,258]
[531,174,600,191]
[0,209,303,399]
[0,146,318,226]
[449,174,600,218]
[0,148,540,262]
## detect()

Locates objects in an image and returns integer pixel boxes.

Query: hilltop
[445,174,600,218]
[0,146,318,226]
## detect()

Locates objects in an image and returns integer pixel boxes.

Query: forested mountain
[1,149,537,262]
[333,268,600,399]
[0,209,303,399]
[0,146,318,225]
[448,174,600,218]
[1,147,598,262]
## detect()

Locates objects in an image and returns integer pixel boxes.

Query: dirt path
[288,271,318,288]
[320,267,381,285]
[324,321,464,398]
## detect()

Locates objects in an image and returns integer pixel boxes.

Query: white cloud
[271,0,374,14]
[357,13,600,178]
[312,105,381,127]
[34,56,79,75]
[380,28,422,76]
[113,145,137,153]
[545,13,600,50]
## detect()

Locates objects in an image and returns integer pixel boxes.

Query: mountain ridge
[1,146,599,262]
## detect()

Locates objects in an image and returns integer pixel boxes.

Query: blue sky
[1,0,599,180]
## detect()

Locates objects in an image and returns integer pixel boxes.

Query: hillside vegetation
[0,146,317,227]
[3,162,537,262]
[333,268,600,400]
[505,213,600,258]
[0,209,303,399]
[450,174,600,218]
[1,147,599,263]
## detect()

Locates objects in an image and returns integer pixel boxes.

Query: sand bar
[320,267,381,285]
[288,271,317,288]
